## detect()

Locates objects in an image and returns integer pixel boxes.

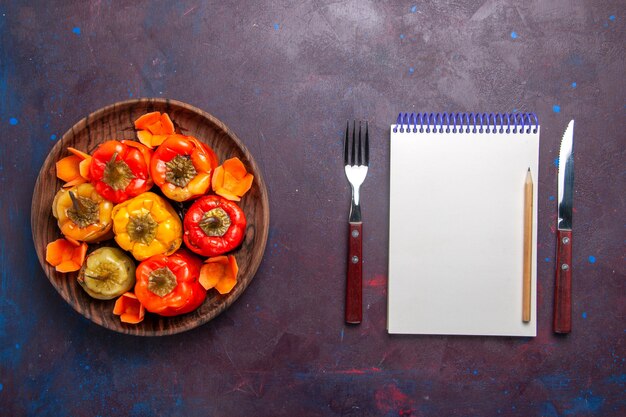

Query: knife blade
[554,119,574,334]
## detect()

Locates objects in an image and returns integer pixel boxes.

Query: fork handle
[346,222,362,324]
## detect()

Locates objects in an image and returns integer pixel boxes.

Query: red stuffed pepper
[90,140,153,203]
[150,135,219,202]
[183,195,246,257]
[134,250,206,316]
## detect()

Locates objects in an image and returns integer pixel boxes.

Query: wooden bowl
[31,99,269,336]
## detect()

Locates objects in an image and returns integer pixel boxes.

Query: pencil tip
[527,167,530,172]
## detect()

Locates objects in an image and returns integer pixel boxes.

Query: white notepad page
[388,125,540,336]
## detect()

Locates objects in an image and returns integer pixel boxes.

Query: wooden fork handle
[346,222,362,324]
[554,229,572,334]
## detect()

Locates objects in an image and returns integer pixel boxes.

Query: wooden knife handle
[554,229,572,334]
[346,223,362,324]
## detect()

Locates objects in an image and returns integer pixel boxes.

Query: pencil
[523,168,533,322]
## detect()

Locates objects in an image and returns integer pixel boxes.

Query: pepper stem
[102,151,135,191]
[199,208,231,237]
[165,154,197,188]
[69,191,82,212]
[83,273,107,281]
[148,267,177,297]
[66,190,99,228]
[126,212,158,245]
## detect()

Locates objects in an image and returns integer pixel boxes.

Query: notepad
[388,113,540,336]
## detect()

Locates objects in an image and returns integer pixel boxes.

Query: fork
[344,120,369,324]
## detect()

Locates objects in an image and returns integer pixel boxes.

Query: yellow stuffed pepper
[52,183,113,243]
[111,192,182,261]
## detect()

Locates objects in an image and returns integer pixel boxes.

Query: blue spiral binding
[393,112,539,134]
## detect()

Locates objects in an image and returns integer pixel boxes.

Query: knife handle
[346,222,362,324]
[554,229,572,334]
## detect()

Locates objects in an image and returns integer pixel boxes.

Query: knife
[554,119,575,334]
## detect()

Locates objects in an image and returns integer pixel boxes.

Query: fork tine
[364,121,369,165]
[351,120,356,166]
[344,121,349,165]
[357,121,362,165]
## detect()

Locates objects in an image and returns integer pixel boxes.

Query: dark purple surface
[1,1,625,416]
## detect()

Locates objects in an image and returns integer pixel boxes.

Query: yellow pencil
[523,168,533,322]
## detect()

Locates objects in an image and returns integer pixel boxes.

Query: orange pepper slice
[136,130,168,148]
[113,292,146,324]
[45,238,88,273]
[62,177,87,188]
[199,255,239,294]
[57,147,92,185]
[136,130,153,148]
[160,113,175,134]
[64,235,81,247]
[78,157,92,180]
[56,155,83,183]
[146,120,164,135]
[211,157,254,202]
[134,111,161,130]
[67,147,90,159]
[68,147,93,180]
[134,112,175,147]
